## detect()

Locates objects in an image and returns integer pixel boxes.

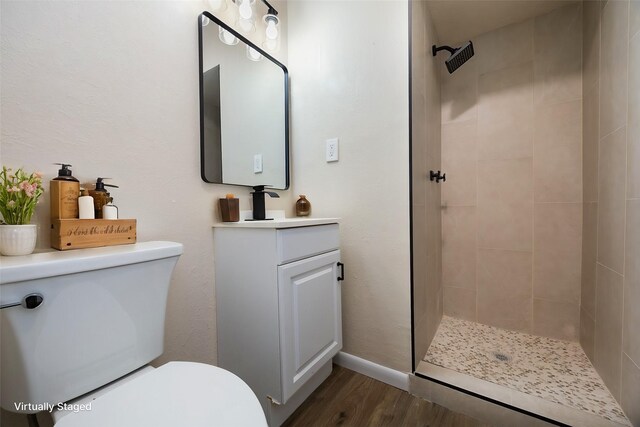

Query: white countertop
[212,217,340,229]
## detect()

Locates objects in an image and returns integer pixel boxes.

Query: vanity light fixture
[262,0,279,52]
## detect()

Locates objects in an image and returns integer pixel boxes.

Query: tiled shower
[411,1,639,425]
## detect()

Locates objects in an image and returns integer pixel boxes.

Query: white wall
[287,0,412,372]
[0,5,292,425]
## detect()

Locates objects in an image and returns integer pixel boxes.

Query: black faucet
[250,185,280,220]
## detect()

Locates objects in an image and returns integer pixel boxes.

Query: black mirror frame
[198,11,290,190]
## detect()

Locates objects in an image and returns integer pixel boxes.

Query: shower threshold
[416,316,631,427]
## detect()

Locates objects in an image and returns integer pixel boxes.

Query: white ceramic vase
[0,224,37,256]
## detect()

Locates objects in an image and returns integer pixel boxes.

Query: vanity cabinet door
[277,250,342,404]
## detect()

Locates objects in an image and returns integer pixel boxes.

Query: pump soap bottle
[103,195,118,220]
[89,178,118,219]
[78,189,95,219]
[50,163,80,219]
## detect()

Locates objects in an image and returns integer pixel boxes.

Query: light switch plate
[326,138,339,162]
[254,154,263,173]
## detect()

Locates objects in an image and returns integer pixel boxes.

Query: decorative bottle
[295,195,311,217]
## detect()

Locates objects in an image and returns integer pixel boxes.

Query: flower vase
[0,224,37,256]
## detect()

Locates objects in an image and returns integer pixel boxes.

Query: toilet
[0,241,267,427]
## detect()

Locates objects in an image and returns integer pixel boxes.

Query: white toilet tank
[0,241,183,413]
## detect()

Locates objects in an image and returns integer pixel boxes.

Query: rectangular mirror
[198,12,289,189]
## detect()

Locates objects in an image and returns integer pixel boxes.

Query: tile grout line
[596,261,624,278]
[623,351,640,371]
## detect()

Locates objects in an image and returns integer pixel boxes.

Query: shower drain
[491,351,512,363]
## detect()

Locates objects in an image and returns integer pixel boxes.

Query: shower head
[432,41,475,74]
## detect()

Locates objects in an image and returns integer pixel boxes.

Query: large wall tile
[477,201,533,252]
[475,19,533,74]
[581,202,598,318]
[478,158,533,204]
[441,119,477,206]
[597,126,627,273]
[631,0,640,40]
[534,3,583,106]
[583,85,600,203]
[599,0,629,137]
[621,354,640,427]
[583,0,601,92]
[443,286,476,322]
[477,63,533,161]
[533,203,582,303]
[628,35,640,199]
[534,100,582,203]
[442,206,476,289]
[624,199,640,365]
[630,119,640,201]
[441,55,477,124]
[580,308,596,362]
[594,263,624,401]
[413,205,428,320]
[533,298,579,341]
[412,143,427,208]
[477,249,532,332]
[478,158,533,251]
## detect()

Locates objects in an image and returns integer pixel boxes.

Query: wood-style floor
[283,365,491,427]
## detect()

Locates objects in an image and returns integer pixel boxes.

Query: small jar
[296,195,311,217]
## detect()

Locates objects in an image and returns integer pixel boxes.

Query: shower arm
[432,45,457,57]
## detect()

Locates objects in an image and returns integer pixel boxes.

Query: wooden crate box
[51,219,137,251]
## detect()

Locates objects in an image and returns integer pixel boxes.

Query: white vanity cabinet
[213,219,342,426]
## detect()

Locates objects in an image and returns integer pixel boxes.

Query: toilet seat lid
[55,362,267,427]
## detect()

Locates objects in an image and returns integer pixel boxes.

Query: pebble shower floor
[424,316,631,425]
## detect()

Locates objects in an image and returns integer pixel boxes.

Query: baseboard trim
[333,351,410,391]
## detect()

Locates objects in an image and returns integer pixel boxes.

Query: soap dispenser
[250,185,279,220]
[50,163,80,219]
[89,178,118,219]
[78,188,95,219]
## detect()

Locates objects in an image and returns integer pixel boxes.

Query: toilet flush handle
[0,293,44,310]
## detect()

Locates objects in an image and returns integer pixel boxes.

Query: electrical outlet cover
[326,138,339,162]
[254,154,263,173]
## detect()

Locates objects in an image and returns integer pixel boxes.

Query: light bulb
[238,18,255,33]
[218,27,238,45]
[247,46,262,61]
[262,14,279,52]
[208,0,227,11]
[238,0,252,20]
[201,15,210,26]
[264,38,277,51]
[266,20,278,40]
